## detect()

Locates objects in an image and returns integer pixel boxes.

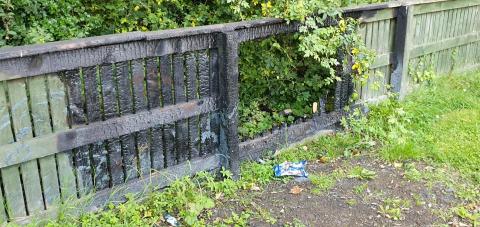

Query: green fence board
[8,79,44,215]
[28,76,60,209]
[360,8,397,23]
[414,0,480,15]
[0,82,12,221]
[47,75,77,202]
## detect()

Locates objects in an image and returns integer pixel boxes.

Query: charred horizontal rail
[239,112,343,162]
[13,154,221,225]
[0,98,216,169]
[0,19,301,82]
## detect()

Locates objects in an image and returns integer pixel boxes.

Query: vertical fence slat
[198,50,213,156]
[0,81,17,220]
[28,76,60,209]
[173,54,189,163]
[48,75,77,201]
[209,49,220,156]
[8,79,44,214]
[146,58,164,170]
[364,22,374,99]
[131,59,151,176]
[377,20,387,96]
[116,61,139,181]
[186,52,200,159]
[425,13,433,44]
[438,10,446,43]
[83,66,110,190]
[100,64,124,186]
[160,55,176,167]
[450,9,459,38]
[65,70,93,196]
[357,23,367,98]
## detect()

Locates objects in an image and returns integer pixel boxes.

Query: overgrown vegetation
[19,71,479,226]
[0,0,383,139]
[345,71,480,184]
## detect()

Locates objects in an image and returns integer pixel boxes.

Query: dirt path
[208,155,463,226]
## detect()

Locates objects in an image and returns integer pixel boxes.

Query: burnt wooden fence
[0,0,478,224]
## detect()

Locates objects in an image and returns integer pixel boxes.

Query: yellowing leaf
[290,186,303,194]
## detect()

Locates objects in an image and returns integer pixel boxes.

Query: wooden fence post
[335,49,354,111]
[217,31,241,179]
[391,4,415,99]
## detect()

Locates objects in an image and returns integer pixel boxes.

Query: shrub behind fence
[0,0,478,224]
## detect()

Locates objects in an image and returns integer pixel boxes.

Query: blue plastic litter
[164,213,179,226]
[274,161,308,177]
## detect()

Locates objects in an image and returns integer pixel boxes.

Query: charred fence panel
[0,0,479,224]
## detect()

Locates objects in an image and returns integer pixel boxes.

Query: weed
[346,199,358,206]
[345,71,480,197]
[250,202,277,224]
[240,161,275,186]
[284,218,306,227]
[412,193,426,207]
[378,198,411,221]
[276,133,360,163]
[403,163,422,182]
[310,174,336,194]
[353,183,369,195]
[213,211,252,227]
[347,166,377,180]
[452,206,480,225]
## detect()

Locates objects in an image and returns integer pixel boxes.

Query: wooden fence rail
[0,0,478,224]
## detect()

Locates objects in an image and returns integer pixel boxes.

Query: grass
[378,197,412,220]
[376,72,480,184]
[18,71,480,226]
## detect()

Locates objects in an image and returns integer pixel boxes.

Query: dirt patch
[208,155,460,226]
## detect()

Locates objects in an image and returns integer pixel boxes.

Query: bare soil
[208,155,463,226]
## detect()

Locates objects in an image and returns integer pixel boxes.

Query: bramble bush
[0,0,383,139]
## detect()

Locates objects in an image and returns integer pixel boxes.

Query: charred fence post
[217,31,241,179]
[334,49,354,112]
[391,4,415,99]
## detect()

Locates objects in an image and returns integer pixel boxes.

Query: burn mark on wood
[198,50,213,156]
[116,61,139,181]
[64,70,93,196]
[185,52,200,159]
[100,64,124,186]
[83,66,110,190]
[145,57,164,170]
[160,55,176,167]
[173,54,189,163]
[131,59,151,176]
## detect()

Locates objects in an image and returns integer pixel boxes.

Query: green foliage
[240,160,275,186]
[238,16,375,139]
[342,97,414,146]
[409,56,436,84]
[347,166,376,180]
[344,71,480,185]
[403,163,422,182]
[379,197,411,221]
[1,0,378,139]
[310,174,336,194]
[353,182,368,194]
[276,132,361,162]
[213,211,252,227]
[453,206,480,225]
